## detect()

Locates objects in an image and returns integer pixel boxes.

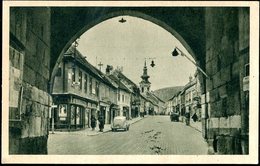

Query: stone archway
[50,9,204,94]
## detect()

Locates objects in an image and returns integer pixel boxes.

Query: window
[89,77,92,94]
[93,81,96,94]
[96,81,99,97]
[79,70,82,89]
[142,87,144,93]
[122,94,124,102]
[72,67,76,83]
[84,74,88,93]
[118,93,120,101]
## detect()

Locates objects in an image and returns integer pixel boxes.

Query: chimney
[189,75,192,82]
[106,65,113,75]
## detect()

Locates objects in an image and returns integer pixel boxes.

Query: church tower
[140,60,151,93]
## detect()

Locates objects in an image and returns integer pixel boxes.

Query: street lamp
[144,57,156,68]
[172,47,210,79]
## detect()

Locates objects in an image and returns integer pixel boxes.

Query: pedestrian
[192,112,198,122]
[185,110,190,126]
[98,114,105,132]
[90,115,96,131]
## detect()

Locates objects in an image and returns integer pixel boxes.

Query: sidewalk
[50,116,147,136]
[189,121,202,133]
[178,116,202,132]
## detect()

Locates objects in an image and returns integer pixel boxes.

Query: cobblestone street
[48,116,208,155]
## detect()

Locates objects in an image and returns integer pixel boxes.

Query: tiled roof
[114,70,139,88]
[108,74,131,92]
[64,46,104,81]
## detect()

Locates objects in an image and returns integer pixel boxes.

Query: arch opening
[50,10,203,91]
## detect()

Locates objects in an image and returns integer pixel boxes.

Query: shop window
[71,105,76,125]
[76,107,80,125]
[59,104,67,121]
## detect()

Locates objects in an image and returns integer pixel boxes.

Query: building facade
[108,74,132,120]
[112,69,142,119]
[52,46,118,130]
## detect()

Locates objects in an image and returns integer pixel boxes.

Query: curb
[180,121,202,133]
[189,123,202,133]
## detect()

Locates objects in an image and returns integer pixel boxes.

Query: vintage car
[170,111,180,122]
[111,116,130,132]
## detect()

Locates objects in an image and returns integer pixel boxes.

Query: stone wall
[9,7,51,154]
[205,8,249,154]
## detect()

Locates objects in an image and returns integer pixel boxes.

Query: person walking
[98,114,105,132]
[185,109,190,126]
[90,115,96,131]
[192,112,198,122]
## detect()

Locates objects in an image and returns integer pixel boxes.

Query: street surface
[48,116,208,155]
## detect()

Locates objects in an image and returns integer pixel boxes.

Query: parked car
[170,111,179,122]
[111,116,130,131]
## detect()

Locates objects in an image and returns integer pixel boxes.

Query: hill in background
[153,86,184,102]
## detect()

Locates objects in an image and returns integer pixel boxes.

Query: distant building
[92,67,119,124]
[108,74,132,120]
[139,60,164,115]
[184,76,197,117]
[112,69,142,119]
[167,71,202,122]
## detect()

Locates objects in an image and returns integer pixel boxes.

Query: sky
[77,16,196,91]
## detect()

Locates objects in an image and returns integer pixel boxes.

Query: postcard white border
[2,1,259,164]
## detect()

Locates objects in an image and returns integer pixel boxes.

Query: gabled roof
[92,66,117,89]
[64,46,103,81]
[183,79,196,91]
[168,90,182,101]
[108,74,131,93]
[150,92,165,103]
[113,70,139,89]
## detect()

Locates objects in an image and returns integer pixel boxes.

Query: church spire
[141,60,150,82]
[140,60,151,93]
